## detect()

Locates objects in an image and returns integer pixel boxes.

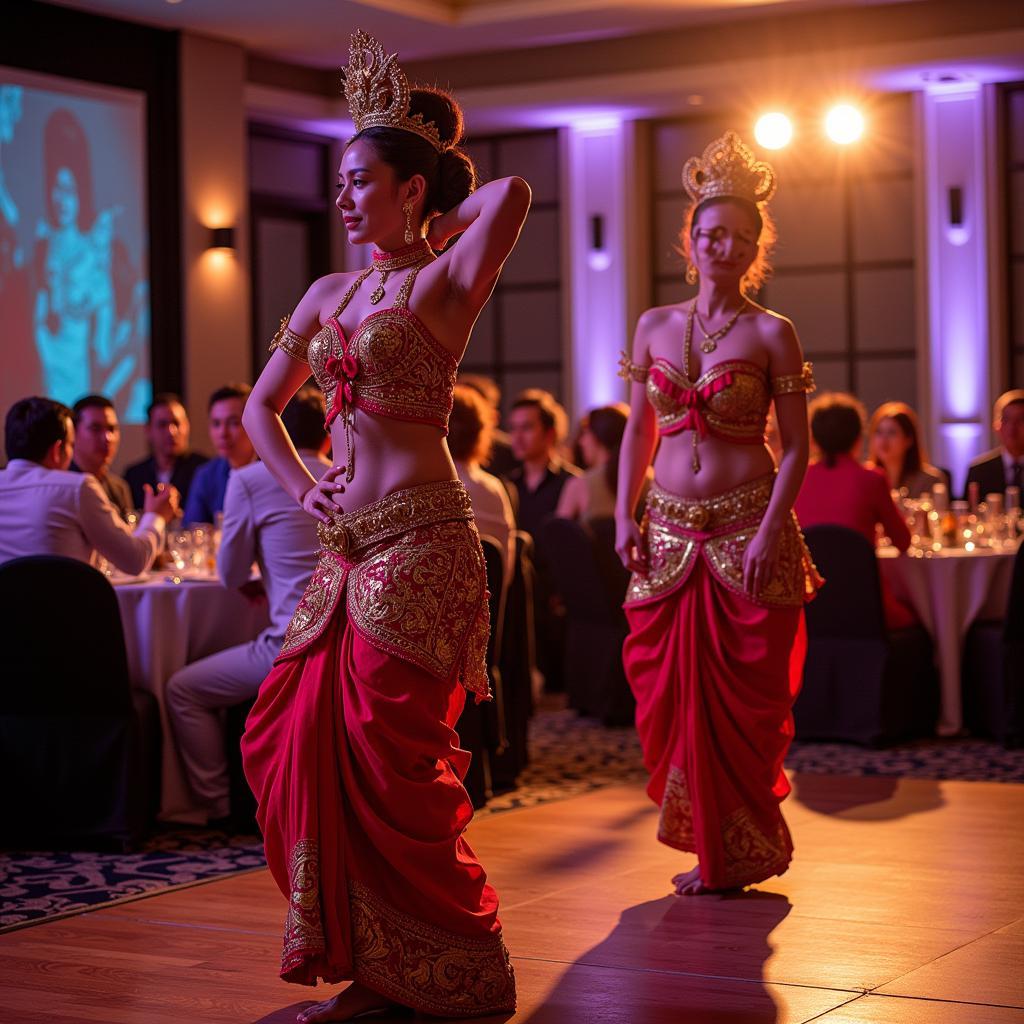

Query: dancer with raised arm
[615,132,821,897]
[241,31,528,1022]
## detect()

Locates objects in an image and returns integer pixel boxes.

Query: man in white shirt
[0,397,178,574]
[166,388,330,825]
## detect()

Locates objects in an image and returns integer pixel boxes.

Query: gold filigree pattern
[682,130,777,206]
[276,482,491,699]
[350,881,516,1017]
[347,519,487,688]
[617,350,649,383]
[658,765,695,850]
[720,806,792,887]
[282,839,325,977]
[645,358,771,443]
[625,476,823,608]
[269,315,311,363]
[772,361,816,397]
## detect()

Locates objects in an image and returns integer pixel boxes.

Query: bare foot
[672,865,742,896]
[296,982,400,1022]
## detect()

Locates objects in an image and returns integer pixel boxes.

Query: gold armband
[617,350,649,383]
[269,315,311,363]
[772,361,815,397]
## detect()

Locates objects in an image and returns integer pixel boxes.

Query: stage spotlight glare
[754,113,793,150]
[825,104,864,145]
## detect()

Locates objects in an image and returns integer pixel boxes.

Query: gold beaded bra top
[618,309,814,471]
[270,244,457,481]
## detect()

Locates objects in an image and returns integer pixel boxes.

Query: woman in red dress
[615,132,821,896]
[240,32,528,1022]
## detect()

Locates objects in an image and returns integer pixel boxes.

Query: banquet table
[878,544,1018,736]
[113,572,270,823]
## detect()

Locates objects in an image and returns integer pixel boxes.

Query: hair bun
[409,87,464,149]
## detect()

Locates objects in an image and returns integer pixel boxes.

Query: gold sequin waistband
[316,479,474,558]
[646,474,774,534]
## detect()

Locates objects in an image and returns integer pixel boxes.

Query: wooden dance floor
[2,774,1023,1023]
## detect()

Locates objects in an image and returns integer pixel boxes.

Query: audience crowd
[2,370,1022,829]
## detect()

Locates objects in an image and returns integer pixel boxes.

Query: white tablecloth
[114,573,270,822]
[878,546,1017,736]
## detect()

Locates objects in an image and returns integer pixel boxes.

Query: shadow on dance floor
[792,771,945,820]
[516,890,792,1023]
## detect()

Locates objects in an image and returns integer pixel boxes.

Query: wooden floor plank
[1,775,1022,1023]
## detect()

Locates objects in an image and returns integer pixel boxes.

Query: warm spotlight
[825,104,864,145]
[754,112,793,150]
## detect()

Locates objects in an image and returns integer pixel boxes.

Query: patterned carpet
[3,707,1022,931]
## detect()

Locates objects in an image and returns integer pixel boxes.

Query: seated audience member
[557,404,630,524]
[0,396,178,574]
[448,385,515,582]
[795,392,916,630]
[70,394,133,519]
[506,389,582,538]
[183,384,256,525]
[506,389,581,690]
[867,401,947,496]
[166,387,329,826]
[458,372,518,478]
[125,393,207,509]
[965,390,1024,498]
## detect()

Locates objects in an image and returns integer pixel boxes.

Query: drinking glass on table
[167,530,192,571]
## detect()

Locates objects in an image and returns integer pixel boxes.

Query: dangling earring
[403,202,414,246]
[685,263,698,285]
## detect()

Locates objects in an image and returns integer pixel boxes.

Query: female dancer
[241,31,528,1021]
[615,132,821,896]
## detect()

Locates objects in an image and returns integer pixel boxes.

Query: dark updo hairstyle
[351,88,477,223]
[809,392,866,467]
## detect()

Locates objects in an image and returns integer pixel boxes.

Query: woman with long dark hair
[240,32,528,1022]
[867,401,947,496]
[558,403,630,522]
[615,132,820,896]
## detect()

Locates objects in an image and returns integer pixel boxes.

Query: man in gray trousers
[167,387,330,825]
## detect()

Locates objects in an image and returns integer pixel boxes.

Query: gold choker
[368,239,434,304]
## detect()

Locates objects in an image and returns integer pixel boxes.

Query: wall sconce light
[588,213,612,271]
[209,226,235,250]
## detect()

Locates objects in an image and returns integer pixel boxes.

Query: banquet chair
[796,526,938,746]
[963,539,1024,747]
[456,535,508,808]
[542,517,635,726]
[488,530,537,791]
[0,555,160,848]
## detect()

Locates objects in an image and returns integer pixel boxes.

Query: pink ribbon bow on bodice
[650,366,733,437]
[324,348,359,428]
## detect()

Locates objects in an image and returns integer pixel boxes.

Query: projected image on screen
[0,67,151,426]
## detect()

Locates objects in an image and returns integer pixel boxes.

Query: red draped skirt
[241,482,515,1017]
[623,476,819,889]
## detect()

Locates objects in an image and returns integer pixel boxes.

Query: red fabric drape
[624,559,806,889]
[241,606,515,1017]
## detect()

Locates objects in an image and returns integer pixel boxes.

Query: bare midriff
[652,435,776,500]
[325,415,458,515]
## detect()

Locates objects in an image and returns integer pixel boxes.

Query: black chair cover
[797,526,937,745]
[0,555,159,848]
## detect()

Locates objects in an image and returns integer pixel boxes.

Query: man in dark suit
[965,390,1024,499]
[125,393,208,509]
[70,395,133,520]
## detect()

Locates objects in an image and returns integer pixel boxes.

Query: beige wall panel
[807,359,849,395]
[851,178,915,263]
[1011,170,1024,253]
[762,272,848,354]
[253,218,311,375]
[502,369,564,413]
[653,195,688,278]
[465,300,497,365]
[501,289,561,365]
[250,136,323,200]
[498,134,559,203]
[771,182,845,267]
[651,119,732,195]
[857,356,918,412]
[654,278,694,309]
[854,267,916,353]
[1008,88,1024,165]
[502,207,559,285]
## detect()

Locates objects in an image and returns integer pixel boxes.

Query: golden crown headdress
[682,131,777,207]
[342,30,446,153]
